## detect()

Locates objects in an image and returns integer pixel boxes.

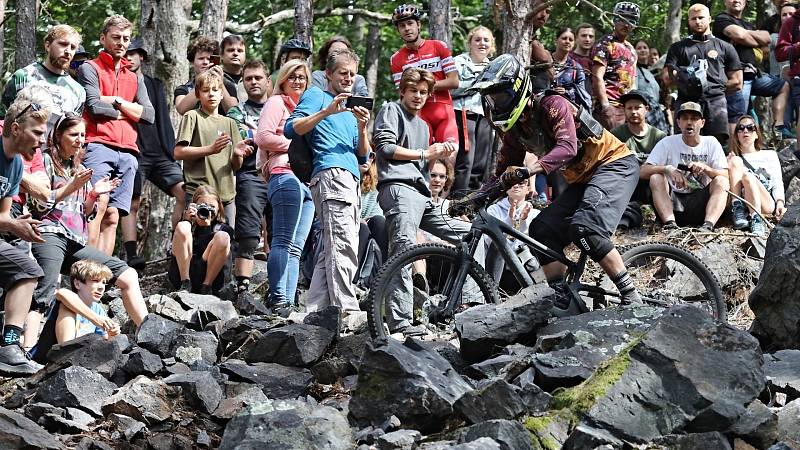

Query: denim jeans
[267,173,315,305]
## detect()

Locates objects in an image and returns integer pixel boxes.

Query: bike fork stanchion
[442,241,473,315]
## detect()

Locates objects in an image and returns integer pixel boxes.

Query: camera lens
[197,206,211,220]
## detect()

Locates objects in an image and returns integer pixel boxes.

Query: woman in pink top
[255,60,315,307]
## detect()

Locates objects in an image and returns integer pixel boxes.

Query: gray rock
[332,333,369,373]
[0,406,63,449]
[34,366,117,417]
[516,381,552,414]
[448,437,502,449]
[102,375,175,424]
[730,399,779,449]
[122,346,164,377]
[164,371,223,413]
[464,354,521,380]
[220,399,354,450]
[778,146,800,184]
[65,408,94,428]
[768,443,800,450]
[36,333,129,380]
[579,305,764,443]
[246,323,335,367]
[376,429,422,450]
[312,357,350,384]
[349,338,473,432]
[354,426,385,445]
[651,432,733,450]
[172,292,239,327]
[526,414,571,450]
[219,359,313,399]
[303,305,341,334]
[777,398,800,443]
[150,295,190,323]
[213,386,270,420]
[562,424,624,450]
[750,206,800,350]
[108,297,135,335]
[136,314,183,356]
[108,413,146,440]
[147,433,194,450]
[455,284,553,363]
[765,350,800,399]
[455,419,534,450]
[532,345,608,390]
[454,379,526,424]
[75,437,114,450]
[683,242,740,291]
[171,329,219,365]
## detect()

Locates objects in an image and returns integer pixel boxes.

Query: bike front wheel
[618,241,727,322]
[367,243,500,341]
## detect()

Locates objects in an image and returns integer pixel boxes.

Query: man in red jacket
[776,6,800,148]
[77,15,154,255]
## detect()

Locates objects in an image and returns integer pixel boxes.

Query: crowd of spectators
[1,0,797,373]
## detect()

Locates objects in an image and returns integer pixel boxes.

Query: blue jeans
[267,173,314,305]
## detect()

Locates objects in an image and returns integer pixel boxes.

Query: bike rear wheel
[367,243,500,340]
[616,241,726,322]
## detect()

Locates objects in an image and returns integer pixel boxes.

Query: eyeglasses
[14,102,42,123]
[736,124,757,133]
[288,75,307,82]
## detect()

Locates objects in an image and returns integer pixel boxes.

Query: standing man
[220,34,248,107]
[284,49,371,315]
[120,38,184,270]
[592,2,640,129]
[664,3,742,144]
[226,60,272,312]
[390,4,460,149]
[77,15,155,256]
[0,25,85,119]
[714,0,791,138]
[571,23,596,96]
[0,99,48,376]
[776,1,800,144]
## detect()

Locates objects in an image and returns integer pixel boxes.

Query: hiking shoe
[200,284,213,296]
[777,125,796,140]
[398,324,427,337]
[127,255,146,272]
[750,214,766,237]
[731,200,749,230]
[662,221,679,231]
[699,222,715,232]
[178,280,192,293]
[0,344,44,377]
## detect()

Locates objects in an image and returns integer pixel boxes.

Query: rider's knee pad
[569,223,613,262]
[236,236,259,260]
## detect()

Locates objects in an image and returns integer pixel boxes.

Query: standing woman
[634,40,669,134]
[310,36,369,97]
[453,25,497,192]
[255,60,316,308]
[550,28,592,110]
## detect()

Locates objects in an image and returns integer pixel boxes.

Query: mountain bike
[366,168,726,341]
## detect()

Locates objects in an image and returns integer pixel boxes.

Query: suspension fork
[441,232,481,316]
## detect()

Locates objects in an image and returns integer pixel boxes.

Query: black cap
[618,90,649,107]
[126,38,148,58]
[280,38,312,56]
[74,45,90,59]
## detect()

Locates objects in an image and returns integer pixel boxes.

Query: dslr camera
[196,203,216,220]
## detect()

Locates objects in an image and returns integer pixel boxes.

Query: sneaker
[731,200,749,230]
[177,280,192,293]
[699,221,715,232]
[397,324,427,337]
[127,255,146,272]
[750,214,766,237]
[777,125,796,140]
[200,284,213,296]
[662,220,679,231]
[0,344,44,377]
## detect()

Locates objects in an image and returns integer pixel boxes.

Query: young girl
[169,185,234,295]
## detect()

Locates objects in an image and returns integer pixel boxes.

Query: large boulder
[0,407,63,449]
[749,206,800,350]
[34,366,117,417]
[246,323,335,367]
[454,284,553,363]
[764,350,800,400]
[563,305,764,444]
[172,292,239,327]
[102,375,175,424]
[220,399,353,450]
[454,419,534,450]
[777,399,800,444]
[34,333,129,380]
[219,359,313,399]
[349,338,473,432]
[164,371,223,413]
[136,314,183,356]
[454,379,526,424]
[729,399,779,449]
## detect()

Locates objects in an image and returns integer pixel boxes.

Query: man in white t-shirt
[640,102,730,230]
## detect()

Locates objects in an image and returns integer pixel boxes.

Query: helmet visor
[483,85,517,121]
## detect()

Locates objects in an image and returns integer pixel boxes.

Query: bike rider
[472,54,643,306]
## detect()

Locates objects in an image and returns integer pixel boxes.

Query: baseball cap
[677,102,704,118]
[126,38,148,58]
[618,90,649,107]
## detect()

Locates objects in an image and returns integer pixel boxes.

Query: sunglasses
[14,102,42,123]
[736,124,757,133]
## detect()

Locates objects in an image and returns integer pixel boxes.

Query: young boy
[174,70,253,228]
[32,260,120,362]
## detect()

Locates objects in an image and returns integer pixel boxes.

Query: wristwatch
[112,98,122,109]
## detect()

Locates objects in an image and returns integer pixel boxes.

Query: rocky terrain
[2,149,800,450]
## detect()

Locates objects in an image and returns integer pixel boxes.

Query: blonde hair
[45,24,81,45]
[361,159,378,192]
[466,25,496,58]
[273,59,312,96]
[70,259,113,289]
[688,3,710,18]
[3,100,50,137]
[101,15,133,34]
[194,70,224,92]
[193,185,226,222]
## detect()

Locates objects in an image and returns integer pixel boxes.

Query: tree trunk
[198,0,228,42]
[492,0,534,64]
[0,0,6,74]
[664,0,683,49]
[137,0,193,260]
[428,0,452,47]
[364,11,382,97]
[294,0,314,47]
[15,0,37,69]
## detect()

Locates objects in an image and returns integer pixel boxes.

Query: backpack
[675,54,709,101]
[354,236,383,289]
[288,134,314,183]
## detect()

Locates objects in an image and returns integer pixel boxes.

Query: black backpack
[675,54,709,101]
[288,134,314,183]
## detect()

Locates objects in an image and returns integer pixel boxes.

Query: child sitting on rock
[168,184,234,295]
[33,260,121,362]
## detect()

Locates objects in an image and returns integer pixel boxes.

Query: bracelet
[419,149,425,163]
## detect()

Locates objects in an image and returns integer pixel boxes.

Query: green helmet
[471,54,531,132]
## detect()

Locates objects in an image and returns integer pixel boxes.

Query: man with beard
[77,15,155,256]
[390,4,460,150]
[641,102,729,230]
[664,3,742,144]
[219,34,247,108]
[284,48,371,315]
[0,25,85,118]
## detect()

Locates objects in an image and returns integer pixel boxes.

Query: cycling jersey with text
[390,40,457,104]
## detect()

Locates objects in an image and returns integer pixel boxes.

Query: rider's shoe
[547,281,587,318]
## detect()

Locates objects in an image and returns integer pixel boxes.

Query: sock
[124,241,138,259]
[1,325,23,346]
[235,276,250,292]
[611,270,636,297]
